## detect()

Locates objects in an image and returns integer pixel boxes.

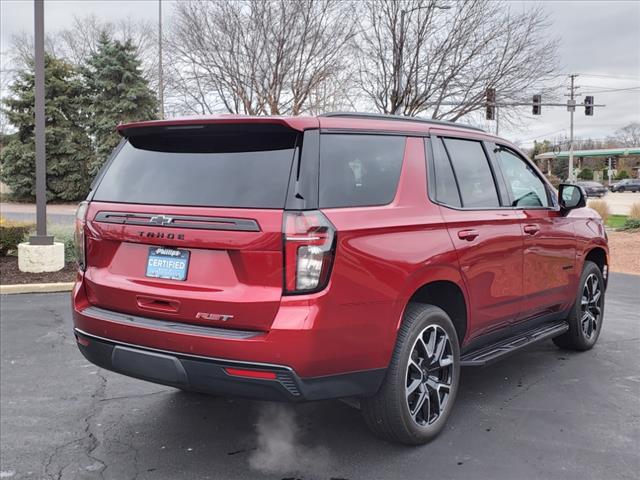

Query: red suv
[73,113,608,445]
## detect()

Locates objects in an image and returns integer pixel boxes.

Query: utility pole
[20,0,64,273]
[158,0,164,119]
[30,0,52,246]
[397,4,451,114]
[566,74,579,182]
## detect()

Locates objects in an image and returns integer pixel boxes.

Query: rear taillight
[74,201,89,270]
[283,210,336,294]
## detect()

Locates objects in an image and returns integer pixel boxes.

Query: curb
[0,282,74,295]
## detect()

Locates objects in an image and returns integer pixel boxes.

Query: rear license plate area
[146,247,190,281]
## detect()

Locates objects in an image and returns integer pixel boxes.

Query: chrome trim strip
[74,327,294,372]
[93,211,260,232]
[81,306,261,340]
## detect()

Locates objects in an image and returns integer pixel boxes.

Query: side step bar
[461,321,569,367]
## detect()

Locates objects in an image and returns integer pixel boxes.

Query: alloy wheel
[581,273,602,340]
[405,325,454,426]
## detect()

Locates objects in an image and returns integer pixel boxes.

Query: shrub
[629,202,640,221]
[616,170,630,180]
[0,217,33,256]
[622,219,640,231]
[48,224,77,263]
[588,200,610,224]
[578,168,594,180]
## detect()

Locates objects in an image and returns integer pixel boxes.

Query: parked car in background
[72,113,609,445]
[577,181,608,197]
[609,178,640,192]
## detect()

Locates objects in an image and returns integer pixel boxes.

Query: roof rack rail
[319,112,485,132]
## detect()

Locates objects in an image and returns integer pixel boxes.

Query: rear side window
[92,130,297,208]
[319,134,405,208]
[442,138,500,208]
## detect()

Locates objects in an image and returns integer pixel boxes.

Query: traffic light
[585,96,594,116]
[532,94,542,115]
[611,157,617,169]
[486,88,496,120]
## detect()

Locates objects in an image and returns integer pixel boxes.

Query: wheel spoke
[433,335,447,364]
[592,290,601,304]
[416,335,429,361]
[408,357,421,373]
[411,389,428,418]
[425,328,436,358]
[438,355,453,368]
[406,377,422,397]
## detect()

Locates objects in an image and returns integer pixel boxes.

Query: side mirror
[558,183,586,213]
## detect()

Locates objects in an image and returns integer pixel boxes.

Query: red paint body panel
[72,114,609,386]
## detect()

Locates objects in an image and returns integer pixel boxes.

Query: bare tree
[612,122,640,147]
[7,15,158,88]
[355,0,560,121]
[166,0,357,115]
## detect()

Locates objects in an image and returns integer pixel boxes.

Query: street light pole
[397,3,451,115]
[30,0,52,246]
[567,74,579,183]
[158,0,164,119]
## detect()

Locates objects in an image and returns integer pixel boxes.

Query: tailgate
[84,202,284,332]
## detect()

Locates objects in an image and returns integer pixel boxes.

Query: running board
[461,321,569,367]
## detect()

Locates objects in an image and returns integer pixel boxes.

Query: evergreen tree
[82,33,157,175]
[0,55,93,201]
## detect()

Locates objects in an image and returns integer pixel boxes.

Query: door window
[495,148,549,208]
[442,138,500,208]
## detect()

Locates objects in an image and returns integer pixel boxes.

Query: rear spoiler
[117,116,319,137]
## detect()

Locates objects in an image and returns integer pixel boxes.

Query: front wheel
[553,261,605,351]
[361,304,460,445]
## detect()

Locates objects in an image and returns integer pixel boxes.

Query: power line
[578,73,640,81]
[580,86,640,94]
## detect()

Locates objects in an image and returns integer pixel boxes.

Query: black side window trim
[285,129,319,210]
[426,136,463,207]
[492,144,556,210]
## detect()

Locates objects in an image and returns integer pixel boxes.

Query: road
[1,274,639,480]
[601,191,640,215]
[1,203,76,225]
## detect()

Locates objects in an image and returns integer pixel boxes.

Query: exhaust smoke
[249,403,331,476]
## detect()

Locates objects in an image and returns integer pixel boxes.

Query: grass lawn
[607,215,628,229]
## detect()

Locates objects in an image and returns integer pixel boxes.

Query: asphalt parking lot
[1,274,638,480]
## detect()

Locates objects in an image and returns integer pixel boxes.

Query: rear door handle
[457,229,480,241]
[523,224,540,235]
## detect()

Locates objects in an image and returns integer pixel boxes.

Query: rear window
[92,128,297,208]
[319,134,405,208]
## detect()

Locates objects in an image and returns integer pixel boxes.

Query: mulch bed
[0,255,76,285]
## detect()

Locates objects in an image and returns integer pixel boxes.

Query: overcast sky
[1,0,639,148]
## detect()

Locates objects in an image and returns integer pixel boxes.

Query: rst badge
[195,312,235,322]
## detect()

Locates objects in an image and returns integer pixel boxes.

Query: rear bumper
[75,328,384,402]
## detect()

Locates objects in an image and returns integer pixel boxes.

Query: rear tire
[361,304,460,445]
[553,261,604,351]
